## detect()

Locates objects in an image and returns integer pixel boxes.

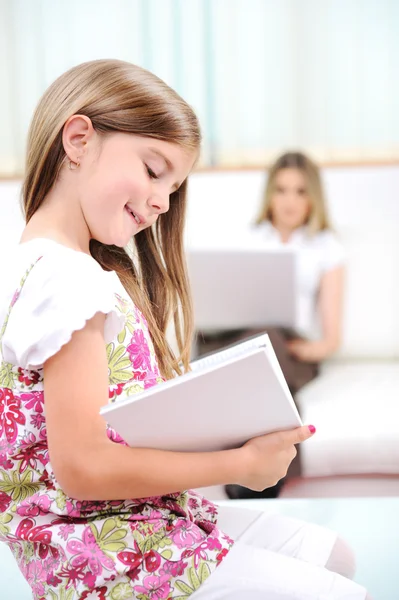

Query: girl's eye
[146,165,159,180]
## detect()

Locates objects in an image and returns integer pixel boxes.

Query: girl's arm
[287,265,345,362]
[44,312,313,501]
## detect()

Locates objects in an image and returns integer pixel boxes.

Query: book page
[191,333,270,372]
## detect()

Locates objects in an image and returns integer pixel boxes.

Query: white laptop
[187,248,297,331]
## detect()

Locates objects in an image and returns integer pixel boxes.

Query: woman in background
[251,151,345,395]
[198,151,345,498]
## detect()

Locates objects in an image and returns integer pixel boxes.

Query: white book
[100,334,302,452]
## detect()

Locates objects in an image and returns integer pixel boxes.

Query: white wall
[1,165,398,358]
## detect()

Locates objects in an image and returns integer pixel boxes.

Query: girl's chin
[93,232,133,248]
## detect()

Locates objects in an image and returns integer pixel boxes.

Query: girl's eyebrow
[148,147,181,192]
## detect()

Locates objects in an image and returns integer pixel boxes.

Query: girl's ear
[62,115,94,164]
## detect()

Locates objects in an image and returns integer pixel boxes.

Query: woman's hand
[286,339,333,362]
[236,425,315,491]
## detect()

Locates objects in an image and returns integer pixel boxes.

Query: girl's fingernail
[308,425,316,434]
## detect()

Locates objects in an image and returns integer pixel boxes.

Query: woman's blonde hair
[255,151,331,233]
[22,59,201,379]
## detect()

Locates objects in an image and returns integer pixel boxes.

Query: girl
[0,60,368,599]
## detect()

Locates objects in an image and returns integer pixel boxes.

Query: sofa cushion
[297,362,399,477]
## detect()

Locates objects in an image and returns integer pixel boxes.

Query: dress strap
[0,257,43,349]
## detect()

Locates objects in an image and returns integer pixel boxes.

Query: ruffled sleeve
[2,247,126,370]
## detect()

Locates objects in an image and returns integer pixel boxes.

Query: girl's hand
[237,425,315,491]
[286,339,332,362]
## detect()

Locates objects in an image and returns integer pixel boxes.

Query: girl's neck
[21,187,91,254]
[270,222,298,244]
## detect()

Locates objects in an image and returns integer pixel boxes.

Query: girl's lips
[125,205,146,226]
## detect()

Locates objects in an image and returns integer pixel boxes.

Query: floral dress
[0,239,233,600]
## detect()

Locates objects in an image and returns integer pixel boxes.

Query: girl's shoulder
[247,221,280,246]
[308,228,346,271]
[15,237,110,274]
[0,239,125,370]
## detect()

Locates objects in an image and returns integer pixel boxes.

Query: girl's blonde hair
[255,151,331,233]
[22,59,201,379]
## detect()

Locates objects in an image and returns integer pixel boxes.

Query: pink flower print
[79,500,108,514]
[44,554,62,574]
[205,503,218,517]
[44,554,63,587]
[132,370,146,381]
[14,440,47,473]
[26,559,46,598]
[10,290,20,307]
[144,376,158,390]
[17,493,51,517]
[15,518,55,560]
[161,559,188,577]
[47,572,62,586]
[127,329,151,370]
[0,451,13,470]
[152,361,161,377]
[134,573,172,600]
[30,412,45,429]
[204,536,222,551]
[39,425,48,443]
[80,586,108,600]
[108,382,125,400]
[59,562,86,588]
[67,525,115,575]
[0,491,11,512]
[107,427,127,445]
[20,391,44,413]
[58,523,75,541]
[19,432,37,449]
[18,367,41,387]
[148,509,163,520]
[181,540,214,569]
[0,437,12,452]
[82,571,97,588]
[188,498,199,510]
[170,519,204,550]
[222,532,234,546]
[39,470,56,491]
[216,548,229,564]
[144,550,161,573]
[0,388,26,444]
[65,500,83,518]
[117,543,142,571]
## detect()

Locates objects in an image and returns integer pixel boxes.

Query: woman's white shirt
[248,222,345,339]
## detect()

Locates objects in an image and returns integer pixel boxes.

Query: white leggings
[191,505,368,600]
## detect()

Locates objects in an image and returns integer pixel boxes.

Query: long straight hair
[22,59,201,378]
[255,152,331,233]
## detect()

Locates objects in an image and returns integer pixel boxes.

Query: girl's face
[269,168,311,231]
[77,133,196,247]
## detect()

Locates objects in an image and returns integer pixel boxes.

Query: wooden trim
[194,159,399,173]
[0,175,24,182]
[1,159,399,181]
